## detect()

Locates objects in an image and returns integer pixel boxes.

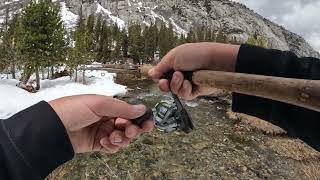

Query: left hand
[49,95,154,154]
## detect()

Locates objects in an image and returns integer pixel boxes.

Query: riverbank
[48,78,320,180]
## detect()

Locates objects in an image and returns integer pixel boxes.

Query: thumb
[86,96,147,120]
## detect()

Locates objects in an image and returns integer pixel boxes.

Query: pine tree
[143,25,156,62]
[247,34,268,48]
[0,8,11,78]
[204,28,212,42]
[186,28,195,43]
[72,7,93,84]
[111,24,122,60]
[97,20,112,63]
[86,14,95,53]
[6,14,22,79]
[94,14,102,50]
[120,29,129,58]
[167,23,176,50]
[216,30,227,43]
[19,0,67,90]
[128,24,144,64]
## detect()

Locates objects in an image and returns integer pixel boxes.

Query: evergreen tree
[205,28,212,42]
[111,24,122,60]
[128,24,144,63]
[177,34,187,45]
[186,28,196,43]
[94,14,102,50]
[120,29,129,58]
[19,0,66,90]
[167,23,176,49]
[5,14,22,79]
[86,14,95,52]
[0,8,10,76]
[143,25,157,62]
[98,20,111,63]
[247,34,268,48]
[72,7,93,84]
[216,30,227,43]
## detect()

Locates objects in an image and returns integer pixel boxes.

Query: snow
[143,20,151,27]
[60,2,78,30]
[150,10,169,27]
[169,18,187,36]
[149,10,187,35]
[0,70,127,119]
[185,102,199,108]
[96,3,125,30]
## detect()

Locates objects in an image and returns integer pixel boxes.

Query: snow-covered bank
[0,70,127,119]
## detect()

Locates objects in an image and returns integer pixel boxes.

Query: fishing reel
[132,71,194,133]
[133,93,194,134]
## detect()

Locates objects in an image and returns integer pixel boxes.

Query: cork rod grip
[193,70,320,112]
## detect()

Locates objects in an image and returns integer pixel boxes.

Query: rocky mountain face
[1,0,320,58]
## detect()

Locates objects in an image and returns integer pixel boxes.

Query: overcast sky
[233,0,320,52]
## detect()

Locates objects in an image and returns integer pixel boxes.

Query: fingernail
[132,105,146,113]
[173,73,180,82]
[114,136,122,143]
[101,139,109,146]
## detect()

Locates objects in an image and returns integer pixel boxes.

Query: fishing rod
[133,66,320,133]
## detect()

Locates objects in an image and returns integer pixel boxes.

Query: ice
[0,70,127,119]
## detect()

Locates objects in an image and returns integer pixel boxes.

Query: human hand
[49,95,154,154]
[149,42,240,100]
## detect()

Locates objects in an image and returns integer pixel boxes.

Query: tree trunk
[6,66,9,79]
[47,66,50,79]
[21,68,32,84]
[11,38,16,79]
[10,61,16,79]
[75,66,78,82]
[69,68,73,80]
[35,67,40,91]
[82,64,86,84]
[41,67,45,80]
[51,66,54,79]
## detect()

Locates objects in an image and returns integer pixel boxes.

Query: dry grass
[266,138,320,161]
[226,110,287,135]
[300,160,320,180]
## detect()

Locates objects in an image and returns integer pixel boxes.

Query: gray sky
[233,0,320,52]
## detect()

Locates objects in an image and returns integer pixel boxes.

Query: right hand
[149,43,240,100]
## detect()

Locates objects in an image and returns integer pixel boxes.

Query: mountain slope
[1,0,319,58]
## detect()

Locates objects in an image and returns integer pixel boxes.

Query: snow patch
[60,2,78,30]
[0,70,127,119]
[150,10,169,27]
[96,3,125,30]
[185,102,199,108]
[143,20,150,26]
[169,18,187,36]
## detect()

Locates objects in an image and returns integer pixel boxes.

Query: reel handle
[132,108,154,126]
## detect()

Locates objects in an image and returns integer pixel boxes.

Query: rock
[191,142,209,150]
[1,0,319,58]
